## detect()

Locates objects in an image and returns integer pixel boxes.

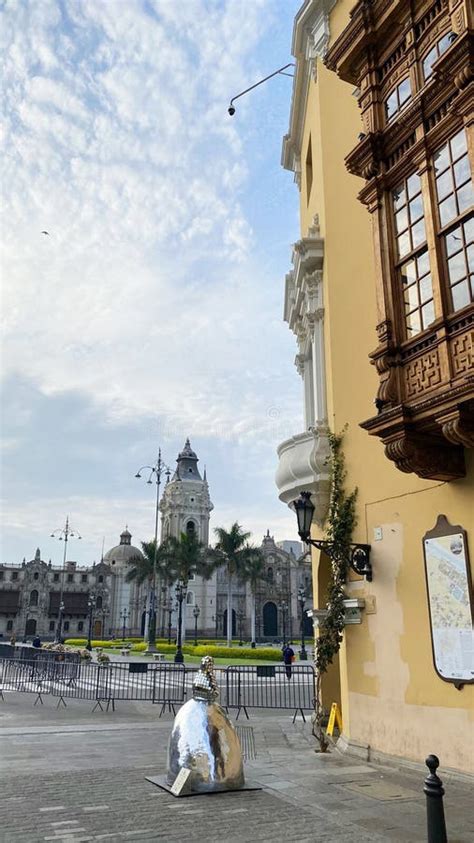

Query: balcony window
[385,77,411,121]
[434,129,474,313]
[422,32,453,80]
[393,173,434,336]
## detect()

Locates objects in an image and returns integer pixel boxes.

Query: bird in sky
[41,231,49,235]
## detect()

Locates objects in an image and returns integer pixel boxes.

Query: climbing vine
[312,428,357,751]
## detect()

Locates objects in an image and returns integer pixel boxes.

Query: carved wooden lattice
[404,350,442,398]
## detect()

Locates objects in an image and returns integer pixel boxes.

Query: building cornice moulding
[282,0,337,181]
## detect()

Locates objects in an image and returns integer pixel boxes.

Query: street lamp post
[298,586,308,660]
[237,606,245,646]
[174,581,186,664]
[193,604,200,646]
[279,599,288,647]
[101,608,110,639]
[166,597,173,645]
[135,450,171,653]
[121,608,129,641]
[50,516,82,644]
[23,599,30,642]
[86,596,95,651]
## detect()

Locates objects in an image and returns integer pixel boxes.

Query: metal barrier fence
[0,658,315,719]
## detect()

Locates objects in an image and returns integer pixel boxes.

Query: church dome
[173,438,202,481]
[103,528,142,569]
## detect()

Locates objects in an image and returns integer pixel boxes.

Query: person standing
[282,642,295,680]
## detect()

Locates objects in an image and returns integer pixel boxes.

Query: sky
[1,0,304,566]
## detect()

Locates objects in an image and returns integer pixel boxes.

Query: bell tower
[160,439,213,545]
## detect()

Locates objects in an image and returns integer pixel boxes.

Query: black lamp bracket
[228,63,295,114]
[305,538,372,582]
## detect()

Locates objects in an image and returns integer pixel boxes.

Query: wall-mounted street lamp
[228,63,294,116]
[193,604,200,647]
[50,516,82,643]
[293,491,372,580]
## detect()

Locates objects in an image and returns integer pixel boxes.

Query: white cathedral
[0,440,312,643]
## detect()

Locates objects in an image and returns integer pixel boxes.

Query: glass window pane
[397,231,410,258]
[436,169,453,201]
[392,186,406,210]
[417,250,430,276]
[457,182,474,215]
[409,195,424,223]
[454,155,470,188]
[404,284,419,311]
[421,301,435,329]
[407,173,420,199]
[448,252,466,284]
[386,91,397,120]
[451,281,471,311]
[419,274,433,303]
[434,144,449,175]
[464,217,474,244]
[395,207,408,233]
[445,226,463,256]
[406,310,421,336]
[401,260,417,284]
[398,78,411,106]
[467,244,474,274]
[423,46,437,79]
[450,129,467,161]
[439,195,457,227]
[438,33,452,55]
[412,219,426,248]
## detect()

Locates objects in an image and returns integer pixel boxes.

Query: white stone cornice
[282,1,337,180]
[275,424,331,525]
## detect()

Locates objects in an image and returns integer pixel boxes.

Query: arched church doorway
[93,620,102,638]
[25,618,37,636]
[223,609,236,637]
[263,601,277,636]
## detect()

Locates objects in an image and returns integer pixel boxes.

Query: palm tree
[210,523,251,646]
[126,540,169,646]
[161,532,214,653]
[161,532,214,585]
[240,547,266,648]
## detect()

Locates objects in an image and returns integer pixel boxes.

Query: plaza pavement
[0,692,472,843]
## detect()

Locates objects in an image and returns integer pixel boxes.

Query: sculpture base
[146,775,261,798]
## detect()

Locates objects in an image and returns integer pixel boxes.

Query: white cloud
[1,1,303,561]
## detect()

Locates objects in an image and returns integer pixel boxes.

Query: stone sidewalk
[0,694,472,842]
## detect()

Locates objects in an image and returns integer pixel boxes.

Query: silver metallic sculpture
[166,656,245,793]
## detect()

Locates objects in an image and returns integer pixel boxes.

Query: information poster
[423,516,474,686]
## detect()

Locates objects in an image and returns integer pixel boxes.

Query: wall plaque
[423,515,474,688]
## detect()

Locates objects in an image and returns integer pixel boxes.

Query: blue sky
[1,0,303,565]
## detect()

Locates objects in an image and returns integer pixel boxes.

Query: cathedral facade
[1,440,311,643]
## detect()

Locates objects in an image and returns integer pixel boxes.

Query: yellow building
[276,0,473,774]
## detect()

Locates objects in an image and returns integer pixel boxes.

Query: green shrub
[192,645,281,661]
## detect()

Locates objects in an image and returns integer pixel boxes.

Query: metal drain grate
[235,725,257,761]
